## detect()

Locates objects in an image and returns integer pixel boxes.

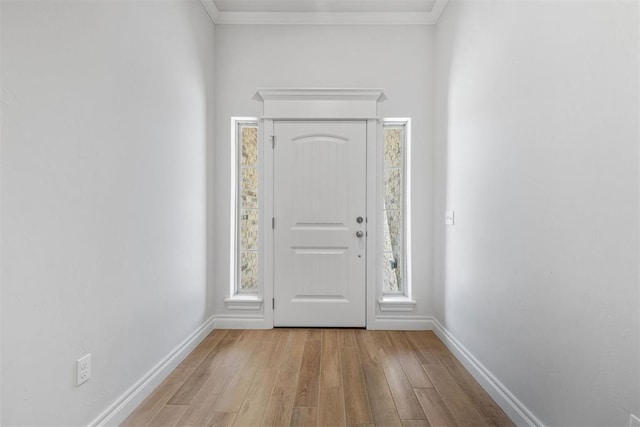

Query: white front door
[273,121,367,327]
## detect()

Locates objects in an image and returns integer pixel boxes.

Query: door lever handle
[356,230,364,238]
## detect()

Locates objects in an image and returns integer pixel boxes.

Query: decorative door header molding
[254,88,386,120]
[199,0,450,25]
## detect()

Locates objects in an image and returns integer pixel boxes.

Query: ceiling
[201,0,449,24]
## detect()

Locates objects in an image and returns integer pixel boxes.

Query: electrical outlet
[76,354,91,387]
[631,414,640,427]
[445,210,455,225]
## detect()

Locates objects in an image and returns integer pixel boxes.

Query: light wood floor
[122,329,515,427]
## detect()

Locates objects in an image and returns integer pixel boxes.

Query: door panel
[273,121,366,327]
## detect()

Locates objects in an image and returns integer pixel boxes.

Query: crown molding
[199,0,219,23]
[201,0,449,25]
[430,0,449,22]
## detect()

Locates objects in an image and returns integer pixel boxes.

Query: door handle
[356,230,364,238]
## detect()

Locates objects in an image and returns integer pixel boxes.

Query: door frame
[256,88,385,329]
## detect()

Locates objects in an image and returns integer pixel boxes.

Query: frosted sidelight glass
[241,167,258,209]
[240,209,258,251]
[238,124,259,292]
[382,126,404,294]
[240,251,258,291]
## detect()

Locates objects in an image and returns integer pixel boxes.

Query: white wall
[1,1,215,425]
[213,24,435,323]
[434,1,640,425]
[0,1,4,422]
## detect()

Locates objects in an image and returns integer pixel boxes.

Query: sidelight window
[238,124,259,291]
[231,118,260,300]
[383,124,404,294]
[380,119,413,307]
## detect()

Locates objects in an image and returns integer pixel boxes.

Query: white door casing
[272,121,367,327]
[254,88,385,330]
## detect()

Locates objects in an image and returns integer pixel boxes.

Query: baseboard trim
[431,318,544,427]
[212,314,271,329]
[89,316,216,427]
[372,315,434,330]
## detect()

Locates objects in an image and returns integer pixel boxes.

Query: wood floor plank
[371,330,392,347]
[437,354,515,427]
[355,331,376,365]
[290,407,317,426]
[191,365,237,405]
[402,420,432,427]
[211,340,268,413]
[412,341,444,365]
[281,329,307,377]
[386,332,433,388]
[418,350,445,366]
[209,412,237,427]
[121,365,193,427]
[293,340,321,407]
[166,364,218,406]
[147,405,189,427]
[318,330,346,426]
[362,362,402,427]
[423,364,492,427]
[318,386,346,426]
[168,337,238,404]
[355,330,385,364]
[222,329,243,340]
[341,346,373,425]
[177,330,228,370]
[261,329,292,370]
[262,330,306,426]
[378,346,426,420]
[233,367,278,426]
[123,332,230,425]
[321,330,341,387]
[406,331,449,353]
[237,329,263,342]
[217,330,261,368]
[173,409,235,427]
[175,404,221,427]
[262,330,307,426]
[339,329,357,347]
[307,329,322,341]
[399,331,431,365]
[262,384,298,427]
[414,388,458,427]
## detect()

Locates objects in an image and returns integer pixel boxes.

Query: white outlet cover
[76,354,91,387]
[445,210,455,225]
[631,414,640,427]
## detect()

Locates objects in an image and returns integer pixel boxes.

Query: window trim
[379,118,415,311]
[226,117,263,310]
